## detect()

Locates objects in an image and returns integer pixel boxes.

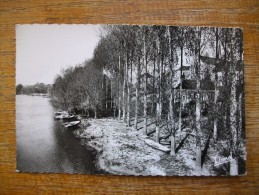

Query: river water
[16,95,101,174]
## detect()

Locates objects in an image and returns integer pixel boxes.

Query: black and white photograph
[16,24,246,176]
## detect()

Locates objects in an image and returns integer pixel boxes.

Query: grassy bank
[73,118,216,176]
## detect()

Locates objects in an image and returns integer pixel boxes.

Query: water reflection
[16,95,101,174]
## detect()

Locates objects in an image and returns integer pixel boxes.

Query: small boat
[62,115,78,122]
[63,120,81,128]
[54,111,68,120]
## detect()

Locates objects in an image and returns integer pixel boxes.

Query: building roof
[200,56,224,72]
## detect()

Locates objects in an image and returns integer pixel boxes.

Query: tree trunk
[143,31,148,134]
[111,80,116,118]
[101,73,104,105]
[94,108,97,119]
[223,29,230,140]
[195,27,202,174]
[127,78,130,126]
[170,134,176,156]
[118,96,121,119]
[230,159,238,176]
[122,53,127,122]
[213,28,219,140]
[155,103,160,143]
[195,91,202,174]
[118,55,121,120]
[152,58,156,114]
[169,89,176,156]
[230,153,238,176]
[213,89,219,139]
[167,26,176,156]
[178,45,183,134]
[230,29,238,171]
[155,36,161,143]
[127,58,132,126]
[113,98,116,118]
[110,80,113,110]
[105,79,108,110]
[134,57,140,130]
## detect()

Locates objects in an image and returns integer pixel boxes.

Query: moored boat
[62,115,78,122]
[54,111,68,120]
[63,120,81,128]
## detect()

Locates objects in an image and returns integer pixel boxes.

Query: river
[16,95,102,174]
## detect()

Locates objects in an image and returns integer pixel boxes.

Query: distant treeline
[16,83,51,95]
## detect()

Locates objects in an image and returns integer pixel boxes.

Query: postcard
[16,24,246,176]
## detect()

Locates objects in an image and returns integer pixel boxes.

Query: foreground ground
[73,118,218,176]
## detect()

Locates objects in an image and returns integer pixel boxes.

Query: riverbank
[73,118,215,176]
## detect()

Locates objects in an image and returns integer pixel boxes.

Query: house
[200,56,243,86]
[173,56,220,110]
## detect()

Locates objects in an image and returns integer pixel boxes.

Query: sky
[16,24,101,85]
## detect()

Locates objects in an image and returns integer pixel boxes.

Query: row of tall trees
[51,25,245,175]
